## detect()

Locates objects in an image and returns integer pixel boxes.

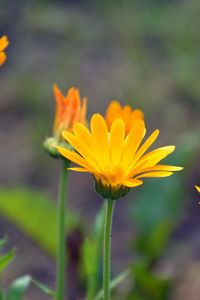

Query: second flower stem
[56,159,69,300]
[103,199,115,300]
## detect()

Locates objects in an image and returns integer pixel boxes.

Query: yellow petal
[0,52,6,65]
[110,119,125,165]
[68,167,90,172]
[73,122,96,151]
[136,171,173,179]
[56,146,93,171]
[123,179,143,187]
[195,185,200,193]
[132,129,160,163]
[137,165,183,173]
[0,35,9,51]
[91,114,109,167]
[73,122,104,166]
[62,131,101,171]
[128,146,176,177]
[121,119,146,170]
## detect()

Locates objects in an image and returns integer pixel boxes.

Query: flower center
[106,166,124,185]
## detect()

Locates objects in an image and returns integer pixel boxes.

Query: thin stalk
[56,159,69,300]
[103,199,115,300]
[86,274,96,300]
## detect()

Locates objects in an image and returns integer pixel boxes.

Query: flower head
[56,114,182,200]
[195,185,200,193]
[105,101,144,135]
[0,35,9,66]
[53,84,87,139]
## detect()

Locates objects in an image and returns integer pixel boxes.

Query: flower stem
[103,199,115,300]
[56,159,69,300]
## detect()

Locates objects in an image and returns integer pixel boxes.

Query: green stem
[56,159,69,300]
[86,274,96,300]
[103,199,115,300]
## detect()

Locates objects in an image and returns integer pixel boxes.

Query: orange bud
[53,85,87,139]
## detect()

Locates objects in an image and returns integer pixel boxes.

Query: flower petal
[110,119,125,165]
[62,131,101,171]
[123,179,143,187]
[0,35,9,51]
[91,114,109,167]
[133,129,160,163]
[121,119,146,170]
[105,101,121,129]
[136,171,173,179]
[0,52,6,65]
[73,123,95,150]
[56,146,94,171]
[137,165,183,173]
[195,185,200,193]
[68,167,90,172]
[128,146,176,177]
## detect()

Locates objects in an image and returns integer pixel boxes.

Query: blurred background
[0,0,200,299]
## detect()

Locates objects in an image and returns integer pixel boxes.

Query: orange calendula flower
[105,101,144,135]
[53,84,87,139]
[56,114,183,200]
[195,185,200,193]
[0,35,9,66]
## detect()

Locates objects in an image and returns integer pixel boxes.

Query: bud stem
[56,159,69,300]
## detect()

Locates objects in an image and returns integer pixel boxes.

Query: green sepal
[95,178,131,200]
[43,136,73,159]
[0,249,15,273]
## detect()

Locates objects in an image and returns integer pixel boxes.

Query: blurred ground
[0,0,200,299]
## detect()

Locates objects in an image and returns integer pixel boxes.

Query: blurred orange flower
[53,85,87,139]
[105,101,144,135]
[0,35,9,66]
[195,185,200,193]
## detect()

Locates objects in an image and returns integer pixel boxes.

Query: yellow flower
[56,114,183,200]
[195,185,200,193]
[0,35,9,66]
[53,84,87,139]
[105,101,144,135]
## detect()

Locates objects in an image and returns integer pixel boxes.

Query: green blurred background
[0,0,200,299]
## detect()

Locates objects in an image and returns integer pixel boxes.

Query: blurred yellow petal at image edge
[105,100,144,135]
[56,114,183,199]
[0,35,9,65]
[53,84,87,139]
[195,185,200,193]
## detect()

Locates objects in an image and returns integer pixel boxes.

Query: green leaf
[0,187,79,256]
[83,202,106,300]
[32,279,55,296]
[0,249,15,273]
[83,238,97,275]
[0,237,8,251]
[83,203,106,276]
[6,275,31,300]
[132,175,184,260]
[94,203,106,237]
[0,289,4,300]
[131,263,170,300]
[94,269,130,300]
